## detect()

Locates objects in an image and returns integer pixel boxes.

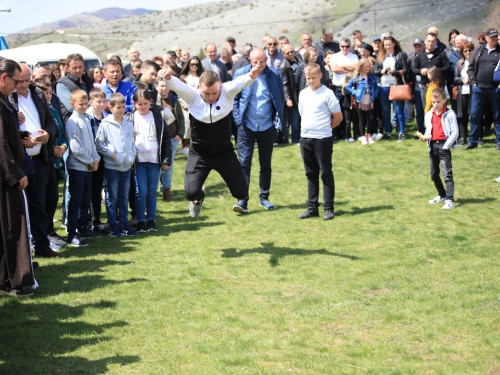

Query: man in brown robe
[0,59,35,297]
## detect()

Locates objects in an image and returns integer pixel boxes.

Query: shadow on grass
[0,299,139,373]
[458,197,496,205]
[336,205,394,216]
[221,242,359,267]
[34,259,146,295]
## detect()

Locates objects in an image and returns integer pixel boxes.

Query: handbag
[452,86,458,100]
[389,74,411,101]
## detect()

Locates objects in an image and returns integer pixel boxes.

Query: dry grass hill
[5,0,493,64]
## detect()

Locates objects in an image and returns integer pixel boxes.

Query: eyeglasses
[267,43,277,46]
[8,76,21,85]
[340,45,350,48]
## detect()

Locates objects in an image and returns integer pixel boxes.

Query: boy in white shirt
[298,63,343,220]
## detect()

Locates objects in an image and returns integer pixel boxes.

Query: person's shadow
[221,242,359,267]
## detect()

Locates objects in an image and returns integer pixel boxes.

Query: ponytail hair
[133,88,152,103]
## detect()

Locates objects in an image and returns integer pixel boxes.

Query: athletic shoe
[442,200,455,210]
[345,137,355,143]
[359,136,368,145]
[93,223,107,232]
[260,199,275,210]
[367,136,375,144]
[428,196,446,204]
[109,229,121,238]
[68,236,88,247]
[478,138,484,146]
[136,221,147,233]
[397,133,405,142]
[494,176,500,183]
[121,227,137,236]
[189,200,203,218]
[232,200,248,213]
[381,133,391,140]
[462,144,477,150]
[323,209,335,220]
[147,220,158,232]
[376,133,383,140]
[180,147,189,155]
[79,229,100,238]
[49,243,61,252]
[298,209,319,219]
[48,232,67,246]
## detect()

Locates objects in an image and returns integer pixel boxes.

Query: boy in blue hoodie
[65,89,100,247]
[419,87,459,210]
[96,93,137,237]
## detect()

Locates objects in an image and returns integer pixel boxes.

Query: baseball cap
[485,28,499,37]
[373,36,381,42]
[227,37,236,43]
[413,38,424,45]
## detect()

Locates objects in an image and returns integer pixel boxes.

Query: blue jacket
[344,73,379,103]
[102,80,137,113]
[233,64,284,130]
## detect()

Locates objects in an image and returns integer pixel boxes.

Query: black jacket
[412,49,450,85]
[374,51,409,85]
[124,109,172,166]
[56,73,94,122]
[467,43,500,88]
[10,85,57,162]
[279,58,299,106]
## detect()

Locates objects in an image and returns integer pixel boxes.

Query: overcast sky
[0,0,226,34]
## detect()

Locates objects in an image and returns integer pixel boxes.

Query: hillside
[5,0,493,63]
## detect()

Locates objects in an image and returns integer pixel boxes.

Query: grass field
[1,122,499,374]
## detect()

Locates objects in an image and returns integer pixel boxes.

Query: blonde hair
[342,72,354,95]
[304,63,321,75]
[354,58,371,76]
[70,89,88,102]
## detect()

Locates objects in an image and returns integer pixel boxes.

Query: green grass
[1,121,500,374]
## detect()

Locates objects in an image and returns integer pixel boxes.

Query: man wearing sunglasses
[265,36,284,70]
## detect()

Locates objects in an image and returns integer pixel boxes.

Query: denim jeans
[378,86,406,134]
[285,105,301,143]
[105,168,131,230]
[300,136,335,210]
[429,141,454,200]
[135,162,161,222]
[468,86,500,145]
[160,138,180,192]
[67,169,92,238]
[236,125,274,201]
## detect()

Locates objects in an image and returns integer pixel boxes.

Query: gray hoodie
[65,111,100,172]
[95,116,136,172]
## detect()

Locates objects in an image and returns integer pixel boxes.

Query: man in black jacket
[12,64,60,258]
[412,33,450,111]
[463,27,500,150]
[280,44,300,144]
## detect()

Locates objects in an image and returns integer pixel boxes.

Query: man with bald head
[297,33,313,56]
[124,48,141,77]
[427,26,447,51]
[202,43,231,83]
[232,48,285,213]
[10,64,60,258]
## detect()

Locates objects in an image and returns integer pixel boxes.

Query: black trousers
[26,158,51,255]
[357,107,375,136]
[459,94,470,142]
[300,136,335,211]
[91,159,105,225]
[429,141,454,201]
[184,147,248,202]
[45,156,59,235]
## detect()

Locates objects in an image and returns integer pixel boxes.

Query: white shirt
[299,85,341,139]
[18,90,42,156]
[330,52,359,86]
[380,56,397,86]
[133,111,159,164]
[164,75,254,124]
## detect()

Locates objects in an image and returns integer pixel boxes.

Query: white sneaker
[346,137,355,143]
[428,196,446,204]
[494,176,500,183]
[359,136,368,145]
[180,147,189,155]
[189,200,203,218]
[442,200,454,210]
[50,243,61,252]
[376,133,383,140]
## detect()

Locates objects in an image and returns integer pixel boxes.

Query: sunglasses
[267,43,277,46]
[190,63,200,67]
[463,50,472,53]
[8,76,21,85]
[340,45,350,48]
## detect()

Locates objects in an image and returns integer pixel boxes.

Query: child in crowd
[341,72,359,142]
[65,89,100,247]
[345,58,379,145]
[86,88,109,232]
[424,66,444,113]
[298,63,343,220]
[418,88,458,210]
[126,88,172,233]
[157,79,185,201]
[96,93,137,237]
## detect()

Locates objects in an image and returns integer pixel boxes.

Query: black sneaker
[47,232,67,246]
[323,209,335,221]
[136,221,147,233]
[147,220,158,232]
[381,133,391,140]
[79,230,100,238]
[298,209,319,219]
[68,236,88,247]
[397,133,405,142]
